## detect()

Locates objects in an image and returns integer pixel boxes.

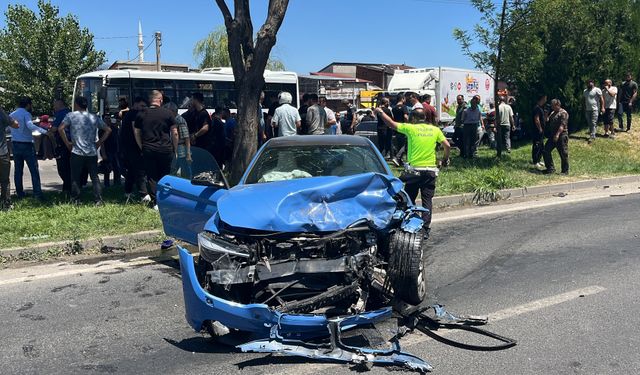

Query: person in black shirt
[210,107,226,168]
[186,93,213,150]
[532,94,547,168]
[298,93,310,136]
[376,97,394,157]
[134,90,176,207]
[266,100,281,139]
[120,97,149,201]
[100,113,121,187]
[391,95,409,166]
[618,72,638,131]
[341,99,356,135]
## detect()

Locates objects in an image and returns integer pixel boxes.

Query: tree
[0,0,105,114]
[453,0,533,127]
[215,0,290,183]
[455,0,640,133]
[194,25,286,71]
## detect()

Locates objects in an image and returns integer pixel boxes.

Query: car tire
[387,229,427,305]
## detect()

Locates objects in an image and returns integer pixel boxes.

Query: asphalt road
[10,158,62,194]
[1,192,639,375]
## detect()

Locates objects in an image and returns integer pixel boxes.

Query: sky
[0,0,487,74]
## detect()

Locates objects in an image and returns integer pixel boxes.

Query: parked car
[353,119,378,145]
[156,136,430,370]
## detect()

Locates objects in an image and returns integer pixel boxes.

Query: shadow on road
[235,355,315,369]
[163,337,237,354]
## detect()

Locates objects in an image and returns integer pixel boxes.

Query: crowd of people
[0,71,636,211]
[0,90,233,209]
[267,93,357,138]
[530,72,637,175]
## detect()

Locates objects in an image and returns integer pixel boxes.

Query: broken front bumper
[177,246,433,372]
[178,246,390,339]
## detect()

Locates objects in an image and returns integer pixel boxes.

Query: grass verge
[0,185,161,250]
[3,119,638,249]
[436,119,640,196]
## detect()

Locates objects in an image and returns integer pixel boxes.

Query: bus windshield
[73,77,129,116]
[73,77,102,114]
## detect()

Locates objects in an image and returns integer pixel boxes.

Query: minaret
[138,21,144,62]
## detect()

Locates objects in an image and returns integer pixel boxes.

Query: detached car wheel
[387,229,427,305]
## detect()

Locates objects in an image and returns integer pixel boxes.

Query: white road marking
[399,285,606,347]
[488,285,606,322]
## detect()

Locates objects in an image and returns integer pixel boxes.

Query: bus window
[104,78,130,116]
[212,81,236,108]
[74,78,102,114]
[175,81,215,109]
[264,83,298,107]
[131,78,176,106]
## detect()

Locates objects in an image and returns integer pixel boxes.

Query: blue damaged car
[157,135,432,371]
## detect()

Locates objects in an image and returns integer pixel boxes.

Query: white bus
[72,68,299,116]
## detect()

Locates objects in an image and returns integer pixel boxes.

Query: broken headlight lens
[198,232,250,260]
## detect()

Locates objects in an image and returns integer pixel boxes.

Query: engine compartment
[196,221,393,316]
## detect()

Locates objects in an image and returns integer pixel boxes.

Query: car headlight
[198,232,250,260]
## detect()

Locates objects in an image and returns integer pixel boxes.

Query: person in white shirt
[271,92,301,137]
[319,96,340,135]
[602,79,618,138]
[408,92,423,110]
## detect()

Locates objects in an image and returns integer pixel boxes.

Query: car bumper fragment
[238,339,433,373]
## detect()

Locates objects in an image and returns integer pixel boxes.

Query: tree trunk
[215,0,290,184]
[231,75,261,184]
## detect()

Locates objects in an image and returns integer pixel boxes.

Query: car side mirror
[191,171,226,188]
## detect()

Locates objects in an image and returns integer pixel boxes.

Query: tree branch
[214,0,232,23]
[252,0,289,74]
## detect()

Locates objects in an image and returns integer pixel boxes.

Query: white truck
[386,67,495,124]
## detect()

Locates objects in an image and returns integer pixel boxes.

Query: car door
[156,147,228,245]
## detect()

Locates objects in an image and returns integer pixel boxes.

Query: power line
[94,35,137,40]
[409,0,503,5]
[94,34,155,40]
[121,35,156,63]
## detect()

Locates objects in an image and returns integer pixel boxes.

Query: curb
[0,230,163,259]
[3,174,639,263]
[432,175,640,209]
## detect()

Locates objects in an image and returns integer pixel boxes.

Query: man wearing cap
[272,91,301,137]
[375,106,451,237]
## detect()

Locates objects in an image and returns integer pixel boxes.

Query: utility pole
[155,31,162,71]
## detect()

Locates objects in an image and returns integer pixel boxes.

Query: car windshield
[243,144,387,184]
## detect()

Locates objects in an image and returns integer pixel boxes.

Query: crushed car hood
[216,173,404,232]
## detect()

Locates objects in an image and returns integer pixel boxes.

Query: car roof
[265,135,373,148]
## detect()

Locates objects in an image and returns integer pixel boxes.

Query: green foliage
[436,117,640,200]
[456,0,640,131]
[194,25,285,71]
[453,0,532,77]
[0,186,161,249]
[0,0,105,114]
